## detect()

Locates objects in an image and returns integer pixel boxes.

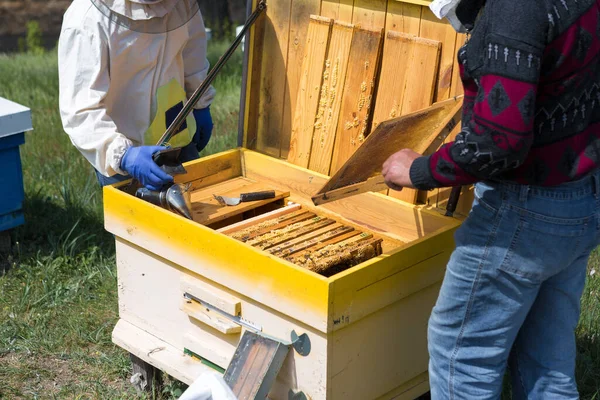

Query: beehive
[104,1,474,399]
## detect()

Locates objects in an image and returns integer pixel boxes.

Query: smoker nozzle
[135,183,193,220]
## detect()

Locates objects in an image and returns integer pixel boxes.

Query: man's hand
[382,149,421,192]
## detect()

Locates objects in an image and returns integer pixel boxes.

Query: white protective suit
[58,0,216,177]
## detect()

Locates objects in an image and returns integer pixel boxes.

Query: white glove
[178,372,237,400]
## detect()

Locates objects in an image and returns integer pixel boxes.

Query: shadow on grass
[12,187,115,262]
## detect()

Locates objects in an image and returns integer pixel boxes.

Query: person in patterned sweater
[382,0,600,398]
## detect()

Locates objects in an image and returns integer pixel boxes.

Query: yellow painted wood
[103,179,332,333]
[281,1,325,160]
[419,7,458,102]
[255,0,293,157]
[176,148,243,191]
[308,21,355,174]
[330,284,440,399]
[329,27,383,175]
[288,16,334,168]
[329,222,457,329]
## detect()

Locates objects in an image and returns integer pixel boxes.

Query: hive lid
[0,97,33,139]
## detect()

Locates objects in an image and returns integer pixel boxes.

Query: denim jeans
[94,141,199,188]
[428,170,600,399]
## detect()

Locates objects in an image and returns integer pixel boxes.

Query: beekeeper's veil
[429,0,485,33]
[90,0,201,33]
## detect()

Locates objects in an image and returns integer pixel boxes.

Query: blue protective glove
[192,107,214,152]
[121,146,174,191]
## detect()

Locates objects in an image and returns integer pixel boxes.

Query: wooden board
[317,97,463,196]
[385,1,422,36]
[191,180,290,225]
[281,1,325,160]
[419,8,458,102]
[390,35,442,203]
[352,0,388,30]
[255,0,293,157]
[224,331,289,400]
[370,32,413,131]
[321,0,355,21]
[288,16,334,168]
[329,27,384,175]
[308,21,355,174]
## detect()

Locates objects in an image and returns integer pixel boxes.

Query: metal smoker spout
[135,183,193,220]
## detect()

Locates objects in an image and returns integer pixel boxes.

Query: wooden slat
[281,2,325,160]
[401,37,441,115]
[285,227,359,259]
[267,222,344,254]
[352,0,388,30]
[229,209,310,239]
[419,8,458,102]
[329,27,384,175]
[308,21,355,174]
[288,16,334,168]
[312,176,387,205]
[258,219,336,250]
[240,212,317,241]
[247,216,328,247]
[217,203,302,234]
[320,0,354,21]
[385,1,422,36]
[243,0,266,150]
[390,35,442,204]
[255,0,293,157]
[371,32,413,131]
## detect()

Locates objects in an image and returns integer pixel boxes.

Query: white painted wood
[0,97,33,138]
[181,300,242,335]
[112,319,213,385]
[114,238,329,399]
[181,275,242,316]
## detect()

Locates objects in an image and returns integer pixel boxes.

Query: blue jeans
[429,171,600,399]
[94,141,200,187]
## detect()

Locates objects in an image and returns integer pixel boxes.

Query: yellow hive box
[104,1,473,399]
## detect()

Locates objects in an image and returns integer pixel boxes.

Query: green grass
[0,41,241,399]
[0,41,599,399]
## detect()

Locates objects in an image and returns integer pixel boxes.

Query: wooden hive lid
[237,0,467,207]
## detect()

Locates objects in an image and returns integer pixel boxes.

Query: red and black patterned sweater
[410,0,600,190]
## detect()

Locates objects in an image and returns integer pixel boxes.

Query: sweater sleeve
[410,1,549,190]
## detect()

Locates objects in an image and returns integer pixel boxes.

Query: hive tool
[213,190,276,207]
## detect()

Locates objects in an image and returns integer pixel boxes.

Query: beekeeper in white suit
[58,0,215,190]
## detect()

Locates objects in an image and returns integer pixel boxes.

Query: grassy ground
[0,41,240,399]
[0,40,599,399]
